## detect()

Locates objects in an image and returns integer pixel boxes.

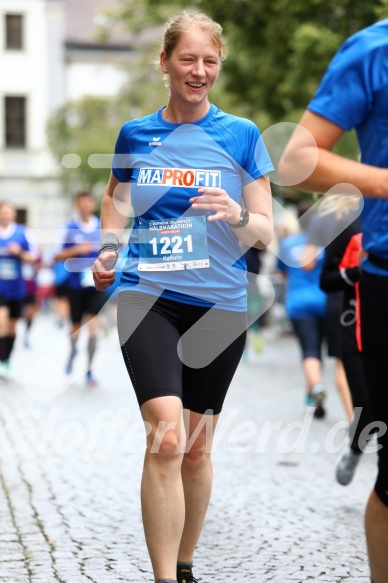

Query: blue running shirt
[112,104,274,311]
[0,223,31,300]
[276,233,327,318]
[60,217,101,290]
[308,19,388,275]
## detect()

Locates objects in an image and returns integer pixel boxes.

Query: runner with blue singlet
[0,201,37,380]
[92,10,273,583]
[54,191,107,386]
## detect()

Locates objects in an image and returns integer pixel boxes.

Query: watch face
[230,208,249,228]
[241,208,249,226]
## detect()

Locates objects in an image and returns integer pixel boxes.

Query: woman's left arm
[238,175,273,249]
[190,175,273,249]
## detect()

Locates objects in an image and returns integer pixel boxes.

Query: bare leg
[141,396,185,582]
[365,490,388,583]
[178,410,219,563]
[302,356,322,395]
[335,358,353,421]
[0,306,10,338]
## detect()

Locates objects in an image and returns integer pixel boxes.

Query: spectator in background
[0,201,38,380]
[301,195,360,422]
[318,196,374,486]
[276,201,327,417]
[54,191,107,387]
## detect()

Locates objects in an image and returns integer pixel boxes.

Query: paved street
[0,308,375,582]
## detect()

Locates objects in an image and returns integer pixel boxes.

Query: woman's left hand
[190,187,241,224]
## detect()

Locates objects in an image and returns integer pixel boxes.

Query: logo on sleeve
[137,167,221,188]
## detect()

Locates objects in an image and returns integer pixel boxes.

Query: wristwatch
[229,207,250,228]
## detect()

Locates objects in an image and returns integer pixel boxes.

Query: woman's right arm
[92,172,131,290]
[100,172,131,239]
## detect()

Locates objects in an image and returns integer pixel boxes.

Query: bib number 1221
[138,216,209,271]
[149,234,193,256]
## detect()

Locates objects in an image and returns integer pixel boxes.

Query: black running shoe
[177,564,199,583]
[312,383,326,419]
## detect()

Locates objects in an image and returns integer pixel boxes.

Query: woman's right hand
[92,252,118,290]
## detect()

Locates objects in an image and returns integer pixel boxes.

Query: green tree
[134,0,387,124]
[47,0,388,197]
[111,0,386,193]
[47,96,124,194]
[46,68,165,195]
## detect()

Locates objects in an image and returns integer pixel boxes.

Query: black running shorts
[359,271,388,507]
[117,291,247,415]
[0,295,23,319]
[67,287,108,324]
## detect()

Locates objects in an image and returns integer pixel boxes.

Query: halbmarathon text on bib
[137,167,221,188]
[138,216,209,271]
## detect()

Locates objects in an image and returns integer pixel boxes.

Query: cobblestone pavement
[0,310,375,582]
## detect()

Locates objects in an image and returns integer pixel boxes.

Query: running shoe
[86,371,98,387]
[336,449,362,485]
[0,361,14,382]
[305,394,314,406]
[312,383,326,418]
[177,564,199,583]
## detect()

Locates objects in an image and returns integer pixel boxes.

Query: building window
[5,14,23,50]
[5,96,26,148]
[16,208,27,225]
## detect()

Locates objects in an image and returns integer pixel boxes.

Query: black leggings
[341,352,375,453]
[359,271,388,507]
[117,291,247,414]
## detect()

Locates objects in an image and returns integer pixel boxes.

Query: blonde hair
[155,10,228,85]
[317,194,361,220]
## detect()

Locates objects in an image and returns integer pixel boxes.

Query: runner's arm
[278,111,388,198]
[92,173,131,290]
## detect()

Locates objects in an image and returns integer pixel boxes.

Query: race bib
[0,258,18,280]
[138,216,209,271]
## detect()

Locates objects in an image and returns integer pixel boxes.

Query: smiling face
[160,28,221,117]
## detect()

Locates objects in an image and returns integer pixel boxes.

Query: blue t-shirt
[308,19,388,275]
[60,217,101,290]
[276,233,327,318]
[53,261,69,287]
[0,223,31,300]
[112,104,274,311]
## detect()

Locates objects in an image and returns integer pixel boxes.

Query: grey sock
[87,336,97,370]
[67,339,77,366]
